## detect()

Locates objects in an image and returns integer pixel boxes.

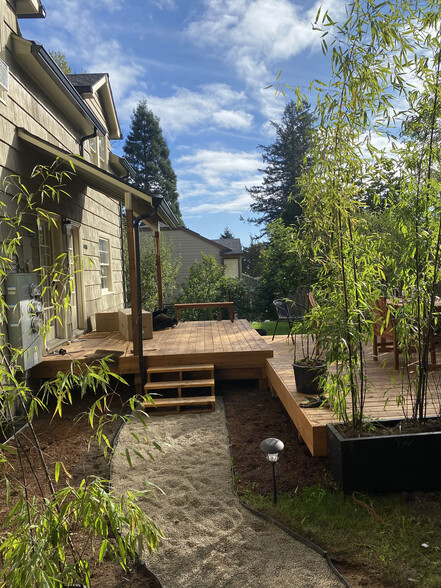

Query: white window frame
[89,136,97,163]
[98,136,106,168]
[99,238,112,292]
[89,135,108,169]
[0,52,8,105]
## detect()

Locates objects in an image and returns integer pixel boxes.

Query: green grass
[241,486,441,587]
[251,320,291,336]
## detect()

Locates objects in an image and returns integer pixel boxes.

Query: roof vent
[0,59,9,92]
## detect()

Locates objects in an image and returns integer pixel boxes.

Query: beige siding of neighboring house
[0,0,125,343]
[159,229,224,286]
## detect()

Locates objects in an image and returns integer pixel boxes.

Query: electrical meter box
[6,273,43,371]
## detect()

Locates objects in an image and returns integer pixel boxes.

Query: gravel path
[112,401,345,588]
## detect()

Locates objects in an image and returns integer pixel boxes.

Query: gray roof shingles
[213,238,243,255]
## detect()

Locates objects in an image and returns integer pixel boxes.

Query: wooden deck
[30,322,441,458]
[265,335,441,457]
[30,319,273,384]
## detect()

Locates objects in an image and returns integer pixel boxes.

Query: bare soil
[1,379,395,587]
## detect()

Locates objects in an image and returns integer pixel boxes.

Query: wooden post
[125,193,139,356]
[155,229,163,309]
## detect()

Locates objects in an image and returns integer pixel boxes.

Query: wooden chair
[373,297,400,370]
[308,291,317,310]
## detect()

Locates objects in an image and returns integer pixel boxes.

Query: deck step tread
[144,396,216,408]
[145,378,215,390]
[147,364,214,374]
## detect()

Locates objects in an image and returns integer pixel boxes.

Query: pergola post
[125,192,140,356]
[155,228,163,309]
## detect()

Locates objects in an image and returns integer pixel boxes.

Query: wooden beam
[125,193,139,356]
[155,229,163,309]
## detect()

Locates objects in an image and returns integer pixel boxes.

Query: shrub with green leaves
[0,161,163,587]
[176,253,252,319]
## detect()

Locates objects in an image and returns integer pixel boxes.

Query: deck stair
[143,364,215,413]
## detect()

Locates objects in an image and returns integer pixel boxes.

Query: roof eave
[72,74,122,140]
[109,152,135,179]
[17,128,158,218]
[152,196,181,229]
[12,35,106,137]
[16,0,46,18]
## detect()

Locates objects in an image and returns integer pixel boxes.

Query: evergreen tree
[242,238,265,277]
[123,99,183,224]
[219,227,234,239]
[247,100,313,228]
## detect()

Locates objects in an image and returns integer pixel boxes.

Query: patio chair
[272,290,308,342]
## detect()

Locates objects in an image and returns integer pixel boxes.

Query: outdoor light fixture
[260,437,284,505]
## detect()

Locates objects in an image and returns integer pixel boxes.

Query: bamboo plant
[293,1,441,431]
[0,161,163,587]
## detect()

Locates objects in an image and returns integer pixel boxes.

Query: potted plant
[291,327,327,396]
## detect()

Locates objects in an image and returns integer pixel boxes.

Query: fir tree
[247,100,313,228]
[123,99,183,224]
[219,227,234,239]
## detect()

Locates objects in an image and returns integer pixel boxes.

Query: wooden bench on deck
[174,302,235,323]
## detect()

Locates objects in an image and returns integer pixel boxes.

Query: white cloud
[185,0,347,115]
[119,84,254,136]
[211,110,253,130]
[187,0,346,64]
[177,148,262,216]
[152,0,176,9]
[38,1,147,106]
[178,149,260,182]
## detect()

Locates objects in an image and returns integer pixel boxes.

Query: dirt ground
[0,379,389,587]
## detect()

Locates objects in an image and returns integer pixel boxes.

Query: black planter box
[327,418,441,494]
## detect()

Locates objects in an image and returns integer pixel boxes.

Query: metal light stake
[260,437,284,505]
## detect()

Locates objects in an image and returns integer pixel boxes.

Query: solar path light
[260,437,284,505]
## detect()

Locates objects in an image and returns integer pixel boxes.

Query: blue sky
[20,0,347,247]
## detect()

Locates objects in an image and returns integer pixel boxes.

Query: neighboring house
[140,227,243,287]
[212,237,243,279]
[0,0,178,364]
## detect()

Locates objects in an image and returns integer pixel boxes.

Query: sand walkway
[111,401,346,588]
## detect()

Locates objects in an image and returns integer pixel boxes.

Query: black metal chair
[272,291,307,342]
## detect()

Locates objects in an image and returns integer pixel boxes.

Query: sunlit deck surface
[31,319,273,384]
[265,335,441,456]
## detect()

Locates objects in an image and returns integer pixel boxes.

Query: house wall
[0,1,124,345]
[158,229,224,286]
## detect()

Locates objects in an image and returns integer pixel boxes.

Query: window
[89,136,97,160]
[98,136,106,167]
[89,136,107,169]
[99,238,111,291]
[0,55,8,104]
